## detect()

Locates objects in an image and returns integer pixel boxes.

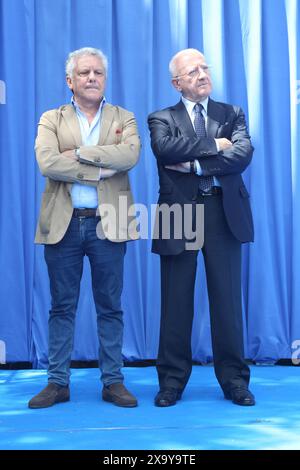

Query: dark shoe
[102,383,137,408]
[154,388,182,407]
[224,387,255,406]
[28,383,70,409]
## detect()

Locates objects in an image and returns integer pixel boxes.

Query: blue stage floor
[0,365,300,450]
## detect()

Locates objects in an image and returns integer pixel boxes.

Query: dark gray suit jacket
[148,98,254,255]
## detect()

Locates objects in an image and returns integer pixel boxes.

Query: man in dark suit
[148,48,255,407]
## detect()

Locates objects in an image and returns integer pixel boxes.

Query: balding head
[169,49,205,78]
[169,49,212,102]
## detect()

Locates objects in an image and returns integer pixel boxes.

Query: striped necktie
[194,103,214,191]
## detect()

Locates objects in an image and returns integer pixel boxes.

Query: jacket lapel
[207,98,227,138]
[61,104,82,147]
[171,99,227,139]
[170,101,196,138]
[61,102,116,147]
[98,103,115,145]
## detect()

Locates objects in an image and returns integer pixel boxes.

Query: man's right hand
[215,138,233,151]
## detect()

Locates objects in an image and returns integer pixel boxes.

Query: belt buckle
[199,190,212,197]
[201,187,221,196]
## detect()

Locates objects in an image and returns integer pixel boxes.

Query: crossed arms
[35,109,140,186]
[148,107,253,176]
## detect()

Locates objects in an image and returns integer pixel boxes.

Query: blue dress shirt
[71,97,106,208]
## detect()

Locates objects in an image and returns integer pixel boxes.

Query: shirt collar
[71,96,106,115]
[181,95,209,114]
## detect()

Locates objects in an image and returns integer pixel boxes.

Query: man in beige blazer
[29,47,140,409]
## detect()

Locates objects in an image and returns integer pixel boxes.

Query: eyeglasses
[174,65,211,80]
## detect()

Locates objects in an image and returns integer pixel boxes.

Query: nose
[197,67,207,78]
[88,70,96,80]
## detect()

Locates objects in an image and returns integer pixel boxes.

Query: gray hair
[65,47,108,78]
[169,48,204,77]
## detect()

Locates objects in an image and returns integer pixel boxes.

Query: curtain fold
[0,0,299,365]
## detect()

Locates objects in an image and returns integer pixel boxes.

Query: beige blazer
[35,103,141,244]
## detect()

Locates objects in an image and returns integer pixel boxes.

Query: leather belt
[72,208,98,218]
[198,186,222,197]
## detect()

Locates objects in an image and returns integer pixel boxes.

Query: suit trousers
[44,215,126,387]
[158,193,250,394]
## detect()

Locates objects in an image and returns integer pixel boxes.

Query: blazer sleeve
[35,110,101,185]
[148,110,218,165]
[199,107,254,176]
[78,109,141,172]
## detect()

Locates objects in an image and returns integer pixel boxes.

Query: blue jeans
[44,215,126,387]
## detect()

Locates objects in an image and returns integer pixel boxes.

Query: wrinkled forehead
[175,52,206,74]
[75,54,104,70]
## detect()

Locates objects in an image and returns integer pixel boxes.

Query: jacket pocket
[39,192,55,234]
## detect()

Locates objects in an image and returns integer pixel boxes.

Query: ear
[66,75,73,92]
[171,78,182,92]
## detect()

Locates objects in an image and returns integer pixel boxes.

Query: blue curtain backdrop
[0,0,299,367]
